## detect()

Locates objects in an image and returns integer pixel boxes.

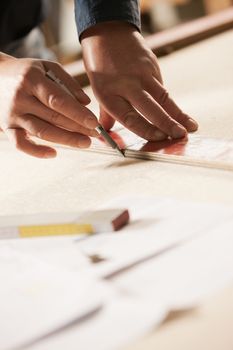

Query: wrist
[81,21,137,42]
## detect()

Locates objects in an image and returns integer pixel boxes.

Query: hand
[0,54,99,158]
[81,22,198,141]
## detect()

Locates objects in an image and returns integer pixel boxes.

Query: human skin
[0,53,99,158]
[81,21,198,141]
[0,21,198,159]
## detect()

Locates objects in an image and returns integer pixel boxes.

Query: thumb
[99,105,115,130]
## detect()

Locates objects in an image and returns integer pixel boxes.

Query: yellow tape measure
[19,224,93,238]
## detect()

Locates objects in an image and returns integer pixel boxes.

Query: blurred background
[41,0,233,64]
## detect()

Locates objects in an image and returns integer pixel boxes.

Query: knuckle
[19,65,40,88]
[141,58,154,71]
[48,93,65,110]
[122,111,139,129]
[135,55,156,75]
[24,65,39,79]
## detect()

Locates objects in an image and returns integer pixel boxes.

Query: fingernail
[85,116,98,129]
[186,118,198,132]
[91,129,99,137]
[172,124,187,139]
[154,130,167,141]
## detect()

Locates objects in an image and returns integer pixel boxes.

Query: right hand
[0,54,99,158]
[81,22,198,141]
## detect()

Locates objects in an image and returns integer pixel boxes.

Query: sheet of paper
[25,214,233,350]
[0,239,169,350]
[2,236,89,272]
[111,220,233,309]
[7,197,232,280]
[2,197,233,350]
[77,197,233,278]
[0,245,104,350]
[26,291,167,350]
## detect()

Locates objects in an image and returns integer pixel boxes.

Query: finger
[127,89,187,139]
[27,97,98,137]
[145,77,198,132]
[18,115,92,149]
[32,70,98,129]
[5,128,57,158]
[99,106,115,130]
[102,96,167,141]
[43,61,90,105]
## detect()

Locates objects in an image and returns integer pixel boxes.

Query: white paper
[112,220,233,309]
[2,197,233,350]
[77,197,233,278]
[1,236,89,272]
[6,198,232,280]
[0,245,104,350]
[26,291,167,350]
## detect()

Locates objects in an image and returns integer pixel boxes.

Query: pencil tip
[117,148,125,157]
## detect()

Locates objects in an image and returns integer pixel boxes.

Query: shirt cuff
[74,0,141,39]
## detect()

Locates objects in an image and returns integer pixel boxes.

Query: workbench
[0,29,233,350]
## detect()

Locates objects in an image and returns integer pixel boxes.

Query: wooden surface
[146,7,233,55]
[140,0,232,14]
[140,0,189,12]
[204,0,233,14]
[1,30,233,349]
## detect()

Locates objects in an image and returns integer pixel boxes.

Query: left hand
[0,55,98,158]
[81,21,198,141]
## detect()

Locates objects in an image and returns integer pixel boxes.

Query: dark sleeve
[74,0,141,38]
